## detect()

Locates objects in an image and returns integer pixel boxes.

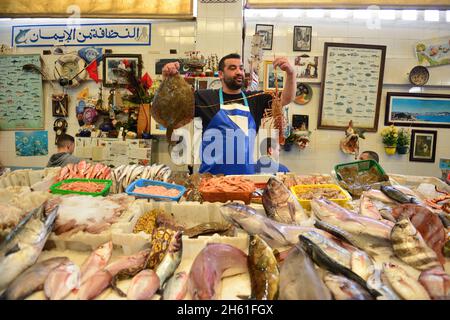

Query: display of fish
[311,197,393,254]
[188,243,247,300]
[390,215,440,270]
[380,185,420,204]
[324,273,373,300]
[151,74,195,144]
[392,204,446,265]
[418,266,450,300]
[360,195,383,220]
[184,222,234,238]
[220,202,315,248]
[363,189,397,205]
[44,261,80,300]
[80,241,113,285]
[1,257,69,300]
[0,203,58,292]
[262,177,310,224]
[111,164,171,193]
[366,269,400,300]
[297,235,381,298]
[248,235,279,300]
[382,262,430,300]
[127,269,160,300]
[155,230,183,287]
[278,245,331,300]
[56,160,110,182]
[162,272,189,300]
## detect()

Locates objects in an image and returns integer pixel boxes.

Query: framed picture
[255,24,274,50]
[263,60,285,91]
[410,129,437,163]
[385,92,450,129]
[103,54,142,87]
[294,55,320,82]
[318,42,386,132]
[52,94,69,117]
[415,36,450,67]
[293,26,312,52]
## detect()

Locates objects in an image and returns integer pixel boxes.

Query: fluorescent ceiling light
[259,9,278,18]
[424,10,440,22]
[306,9,325,18]
[447,10,450,22]
[402,10,417,20]
[330,10,349,19]
[282,9,303,18]
[379,10,396,20]
[353,10,370,19]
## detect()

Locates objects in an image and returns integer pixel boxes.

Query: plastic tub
[126,179,186,201]
[290,183,351,210]
[334,159,386,181]
[50,178,112,197]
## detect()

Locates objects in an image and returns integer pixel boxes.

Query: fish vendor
[359,150,380,163]
[255,137,290,174]
[163,53,296,175]
[47,134,81,168]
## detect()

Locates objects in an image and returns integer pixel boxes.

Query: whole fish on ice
[44,261,80,300]
[162,272,188,300]
[383,262,430,300]
[127,269,160,300]
[80,241,113,285]
[324,273,373,300]
[418,266,450,300]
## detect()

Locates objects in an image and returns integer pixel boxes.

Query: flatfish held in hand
[151,74,194,144]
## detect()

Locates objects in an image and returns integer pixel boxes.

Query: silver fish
[262,177,309,224]
[324,273,373,300]
[162,272,188,300]
[279,245,332,300]
[0,204,58,292]
[390,215,440,270]
[383,262,430,300]
[366,269,400,300]
[1,257,69,300]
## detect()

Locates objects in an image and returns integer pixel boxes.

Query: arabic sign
[11,23,151,47]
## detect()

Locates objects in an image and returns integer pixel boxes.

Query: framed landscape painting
[385,92,450,129]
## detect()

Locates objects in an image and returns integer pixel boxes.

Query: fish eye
[250,239,256,246]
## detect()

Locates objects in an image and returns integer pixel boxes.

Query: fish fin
[4,243,20,257]
[236,295,252,300]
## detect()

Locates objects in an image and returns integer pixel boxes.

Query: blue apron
[199,89,257,175]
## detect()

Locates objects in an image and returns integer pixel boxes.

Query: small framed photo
[103,54,142,87]
[255,24,274,50]
[293,26,312,52]
[52,94,69,117]
[410,129,437,163]
[263,60,285,91]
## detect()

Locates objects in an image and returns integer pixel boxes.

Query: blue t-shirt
[255,156,290,174]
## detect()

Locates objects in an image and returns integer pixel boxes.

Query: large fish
[262,177,310,224]
[278,245,331,300]
[383,262,430,300]
[380,185,420,204]
[311,197,393,254]
[0,204,58,292]
[162,272,188,300]
[155,231,182,287]
[44,261,80,300]
[324,273,373,300]
[248,235,279,300]
[418,266,450,300]
[151,74,195,144]
[390,215,440,270]
[297,234,381,298]
[127,269,160,300]
[367,269,400,300]
[188,243,247,300]
[80,241,113,285]
[1,257,69,300]
[220,202,315,248]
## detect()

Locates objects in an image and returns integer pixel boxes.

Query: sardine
[155,231,182,287]
[297,235,381,298]
[383,262,430,300]
[1,257,69,300]
[367,269,400,300]
[127,269,160,300]
[262,177,310,224]
[324,273,373,300]
[248,235,279,300]
[380,185,420,204]
[162,272,188,300]
[44,261,80,300]
[188,243,247,300]
[0,204,58,291]
[80,241,113,285]
[220,202,315,248]
[390,215,440,270]
[279,245,332,300]
[418,266,450,300]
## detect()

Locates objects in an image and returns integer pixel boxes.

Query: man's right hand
[162,62,180,78]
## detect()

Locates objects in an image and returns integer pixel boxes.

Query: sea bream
[0,203,58,292]
[262,177,310,224]
[367,269,400,300]
[1,257,69,300]
[383,262,430,300]
[247,235,279,300]
[278,245,331,300]
[188,243,248,300]
[390,214,440,271]
[418,266,450,300]
[127,269,160,300]
[80,241,113,285]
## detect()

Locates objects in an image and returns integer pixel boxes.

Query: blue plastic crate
[125,179,186,201]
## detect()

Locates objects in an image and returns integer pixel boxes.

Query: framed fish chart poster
[0,54,44,130]
[317,43,386,132]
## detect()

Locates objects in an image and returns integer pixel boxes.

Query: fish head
[96,241,113,260]
[248,234,266,258]
[220,202,257,226]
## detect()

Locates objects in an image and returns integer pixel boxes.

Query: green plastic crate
[50,178,112,197]
[334,159,386,181]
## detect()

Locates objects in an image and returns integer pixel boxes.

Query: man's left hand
[273,57,295,76]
